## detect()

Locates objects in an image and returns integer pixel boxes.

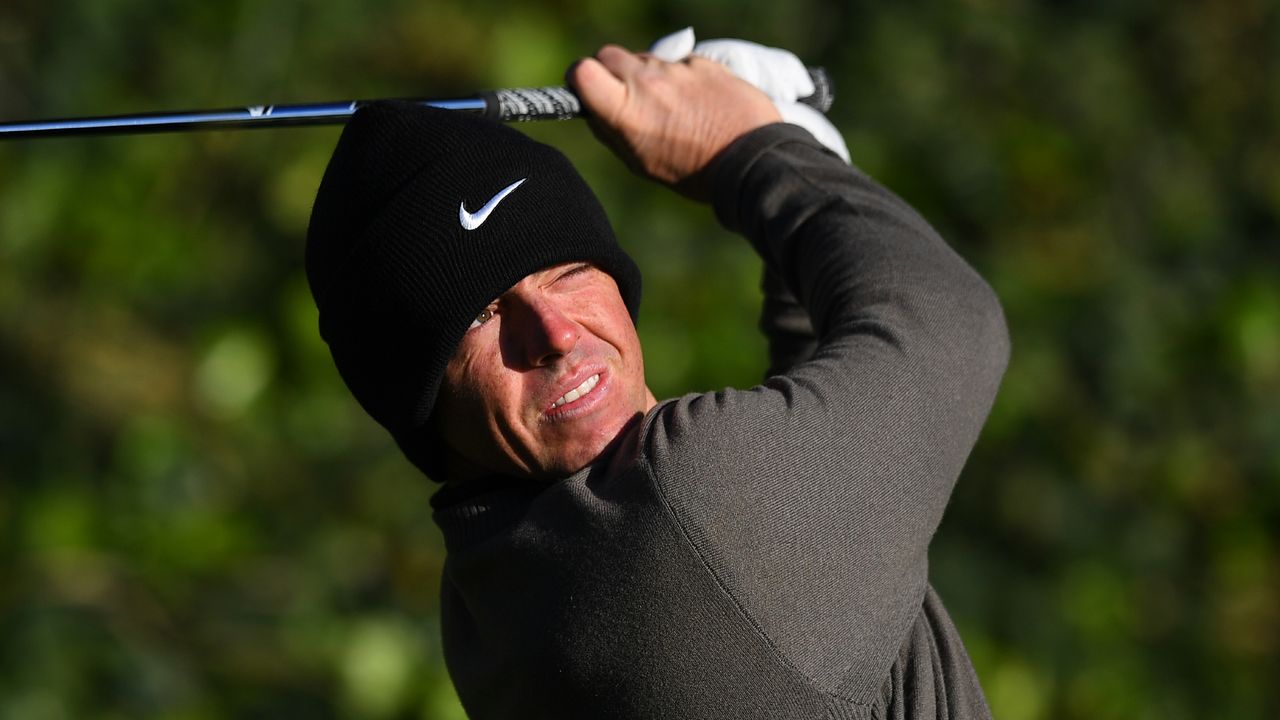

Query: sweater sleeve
[640,123,1010,703]
[759,267,819,377]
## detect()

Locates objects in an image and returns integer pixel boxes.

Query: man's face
[433,262,655,479]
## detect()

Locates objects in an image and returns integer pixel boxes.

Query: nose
[502,295,580,368]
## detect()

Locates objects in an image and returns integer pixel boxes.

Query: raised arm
[570,43,823,378]
[572,44,1010,700]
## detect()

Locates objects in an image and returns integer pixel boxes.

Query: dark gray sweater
[431,124,1010,719]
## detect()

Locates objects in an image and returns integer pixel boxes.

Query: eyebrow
[555,263,593,281]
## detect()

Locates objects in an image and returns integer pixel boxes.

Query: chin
[539,445,608,477]
[540,417,642,477]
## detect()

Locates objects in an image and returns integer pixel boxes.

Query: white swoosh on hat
[459,178,527,230]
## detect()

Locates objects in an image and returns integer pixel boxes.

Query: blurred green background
[1,0,1277,718]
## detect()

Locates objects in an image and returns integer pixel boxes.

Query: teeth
[552,374,600,409]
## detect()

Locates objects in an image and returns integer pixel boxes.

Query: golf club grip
[481,87,583,122]
[485,67,835,122]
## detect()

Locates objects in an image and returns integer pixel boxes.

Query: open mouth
[551,373,600,409]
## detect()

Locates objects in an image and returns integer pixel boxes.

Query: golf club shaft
[0,69,833,140]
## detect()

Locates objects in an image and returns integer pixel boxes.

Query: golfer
[306,35,1009,720]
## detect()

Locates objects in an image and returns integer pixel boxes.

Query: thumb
[567,57,628,121]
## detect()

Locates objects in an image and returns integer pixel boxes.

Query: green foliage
[1,1,1277,717]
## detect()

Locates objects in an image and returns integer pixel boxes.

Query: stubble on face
[433,263,656,480]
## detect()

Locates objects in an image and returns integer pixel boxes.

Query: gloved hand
[649,27,851,163]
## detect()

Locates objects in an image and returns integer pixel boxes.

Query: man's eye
[469,307,495,330]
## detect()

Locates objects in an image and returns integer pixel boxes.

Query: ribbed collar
[428,406,661,553]
[430,470,584,553]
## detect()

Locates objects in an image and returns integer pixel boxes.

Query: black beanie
[305,101,642,477]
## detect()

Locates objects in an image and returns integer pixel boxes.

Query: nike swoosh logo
[459,178,527,230]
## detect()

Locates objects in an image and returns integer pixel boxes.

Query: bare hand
[567,44,781,198]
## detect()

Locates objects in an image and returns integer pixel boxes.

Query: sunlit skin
[433,262,658,480]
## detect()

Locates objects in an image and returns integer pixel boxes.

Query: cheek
[439,349,503,441]
[603,308,643,370]
[445,343,533,431]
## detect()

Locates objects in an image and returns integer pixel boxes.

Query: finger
[567,56,628,121]
[594,44,647,80]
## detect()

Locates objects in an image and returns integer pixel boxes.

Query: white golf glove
[650,27,851,163]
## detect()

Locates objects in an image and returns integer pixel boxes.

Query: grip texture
[493,87,583,121]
